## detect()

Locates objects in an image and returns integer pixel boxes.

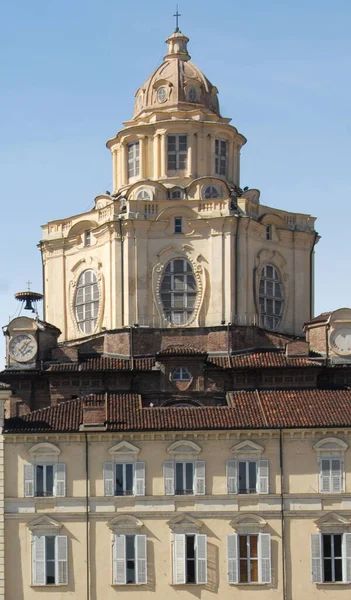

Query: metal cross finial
[26,280,32,291]
[173,5,181,32]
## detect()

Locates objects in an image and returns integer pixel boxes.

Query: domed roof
[132,29,220,120]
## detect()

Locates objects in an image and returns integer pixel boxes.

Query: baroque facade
[1,24,351,600]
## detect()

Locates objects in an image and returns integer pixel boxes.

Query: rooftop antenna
[14,281,43,315]
[173,4,181,32]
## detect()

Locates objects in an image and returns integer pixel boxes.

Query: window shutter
[32,535,45,585]
[134,462,145,496]
[54,463,66,498]
[343,533,351,583]
[258,460,269,494]
[104,462,114,496]
[258,533,271,583]
[320,459,331,493]
[173,533,186,584]
[310,533,322,583]
[164,461,175,496]
[195,534,207,584]
[113,534,126,585]
[56,535,68,585]
[24,463,34,497]
[194,461,206,495]
[227,534,238,583]
[135,534,147,584]
[331,458,342,493]
[227,460,237,494]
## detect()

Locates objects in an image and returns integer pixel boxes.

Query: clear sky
[0,0,350,364]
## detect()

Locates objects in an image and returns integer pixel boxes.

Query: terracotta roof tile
[47,357,155,372]
[304,312,332,326]
[207,352,318,369]
[157,346,207,357]
[5,389,351,433]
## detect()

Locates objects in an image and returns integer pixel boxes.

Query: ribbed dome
[132,30,220,120]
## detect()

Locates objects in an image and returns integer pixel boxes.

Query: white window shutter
[320,459,331,493]
[258,460,269,494]
[331,458,342,493]
[104,462,114,497]
[24,463,34,497]
[227,460,237,494]
[310,533,322,583]
[195,534,207,584]
[33,535,45,585]
[113,534,126,585]
[258,533,271,583]
[227,534,238,584]
[135,534,147,584]
[164,461,175,496]
[343,533,351,583]
[56,535,68,585]
[54,463,66,497]
[194,461,206,495]
[173,533,186,584]
[134,462,145,496]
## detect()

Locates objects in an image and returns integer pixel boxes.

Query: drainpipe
[85,432,90,600]
[279,429,286,600]
[234,216,241,322]
[118,218,125,327]
[309,232,318,319]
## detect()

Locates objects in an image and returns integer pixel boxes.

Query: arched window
[170,188,184,200]
[136,189,151,201]
[187,86,197,102]
[160,259,197,325]
[203,185,220,199]
[75,270,99,334]
[259,265,283,330]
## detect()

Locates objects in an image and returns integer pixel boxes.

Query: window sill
[229,583,269,586]
[316,582,351,586]
[112,583,146,587]
[171,583,205,587]
[31,584,68,588]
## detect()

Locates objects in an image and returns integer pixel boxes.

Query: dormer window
[128,141,140,179]
[172,367,191,382]
[167,135,187,171]
[203,185,220,199]
[187,86,197,103]
[215,139,228,176]
[136,189,151,201]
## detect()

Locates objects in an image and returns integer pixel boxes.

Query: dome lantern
[165,30,190,61]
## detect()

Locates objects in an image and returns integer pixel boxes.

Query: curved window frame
[187,86,197,103]
[203,185,221,199]
[258,264,283,330]
[75,269,99,335]
[157,86,167,103]
[160,258,197,326]
[172,367,191,382]
[170,188,184,200]
[136,188,151,201]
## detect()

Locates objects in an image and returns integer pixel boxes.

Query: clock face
[330,327,351,356]
[9,334,37,363]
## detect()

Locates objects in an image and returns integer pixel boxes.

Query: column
[160,132,166,178]
[206,134,212,176]
[153,134,160,179]
[188,133,197,178]
[232,144,238,185]
[228,141,234,182]
[112,149,118,191]
[121,143,127,186]
[138,136,145,180]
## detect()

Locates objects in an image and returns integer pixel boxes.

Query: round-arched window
[170,188,184,200]
[136,189,151,201]
[75,270,99,334]
[203,185,220,199]
[259,264,283,330]
[160,259,197,325]
[187,86,197,102]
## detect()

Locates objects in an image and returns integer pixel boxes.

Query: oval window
[187,86,197,102]
[160,259,197,325]
[203,185,220,199]
[157,87,167,103]
[259,264,284,330]
[75,270,99,334]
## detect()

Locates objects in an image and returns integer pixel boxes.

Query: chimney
[80,395,107,431]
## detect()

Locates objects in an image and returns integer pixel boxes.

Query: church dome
[132,29,220,120]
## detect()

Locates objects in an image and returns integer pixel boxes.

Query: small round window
[157,87,167,103]
[187,86,197,103]
[75,270,99,334]
[136,189,151,201]
[203,185,220,199]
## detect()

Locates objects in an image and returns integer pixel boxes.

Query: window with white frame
[104,461,145,497]
[164,440,204,495]
[75,269,99,334]
[172,367,191,382]
[215,139,228,176]
[113,534,147,585]
[258,264,283,330]
[314,437,348,494]
[311,531,351,583]
[173,533,207,584]
[136,188,151,201]
[227,532,271,584]
[167,135,188,171]
[160,259,197,325]
[227,441,269,495]
[24,444,66,498]
[32,535,68,586]
[128,141,140,179]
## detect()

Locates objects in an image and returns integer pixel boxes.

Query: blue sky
[0,0,350,363]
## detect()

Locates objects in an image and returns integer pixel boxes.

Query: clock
[9,333,38,363]
[330,327,351,356]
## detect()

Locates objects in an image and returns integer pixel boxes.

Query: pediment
[315,512,350,531]
[168,513,203,532]
[230,514,267,532]
[107,514,144,532]
[313,437,348,454]
[231,440,264,457]
[29,442,61,458]
[27,515,62,533]
[108,441,140,457]
[167,440,201,456]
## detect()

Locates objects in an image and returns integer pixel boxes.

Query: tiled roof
[304,312,332,326]
[207,352,319,369]
[47,357,155,372]
[5,389,351,433]
[157,346,207,357]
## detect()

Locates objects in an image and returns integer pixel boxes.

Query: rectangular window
[113,534,147,585]
[215,138,228,176]
[24,463,66,498]
[36,465,54,497]
[85,231,91,246]
[311,532,351,583]
[173,533,207,584]
[167,135,188,171]
[238,461,257,494]
[227,459,269,494]
[227,533,271,584]
[239,535,259,583]
[164,460,205,496]
[103,462,145,497]
[320,457,343,493]
[128,141,140,179]
[174,217,182,233]
[323,534,342,582]
[116,463,134,496]
[266,225,272,240]
[175,462,194,495]
[32,535,68,586]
